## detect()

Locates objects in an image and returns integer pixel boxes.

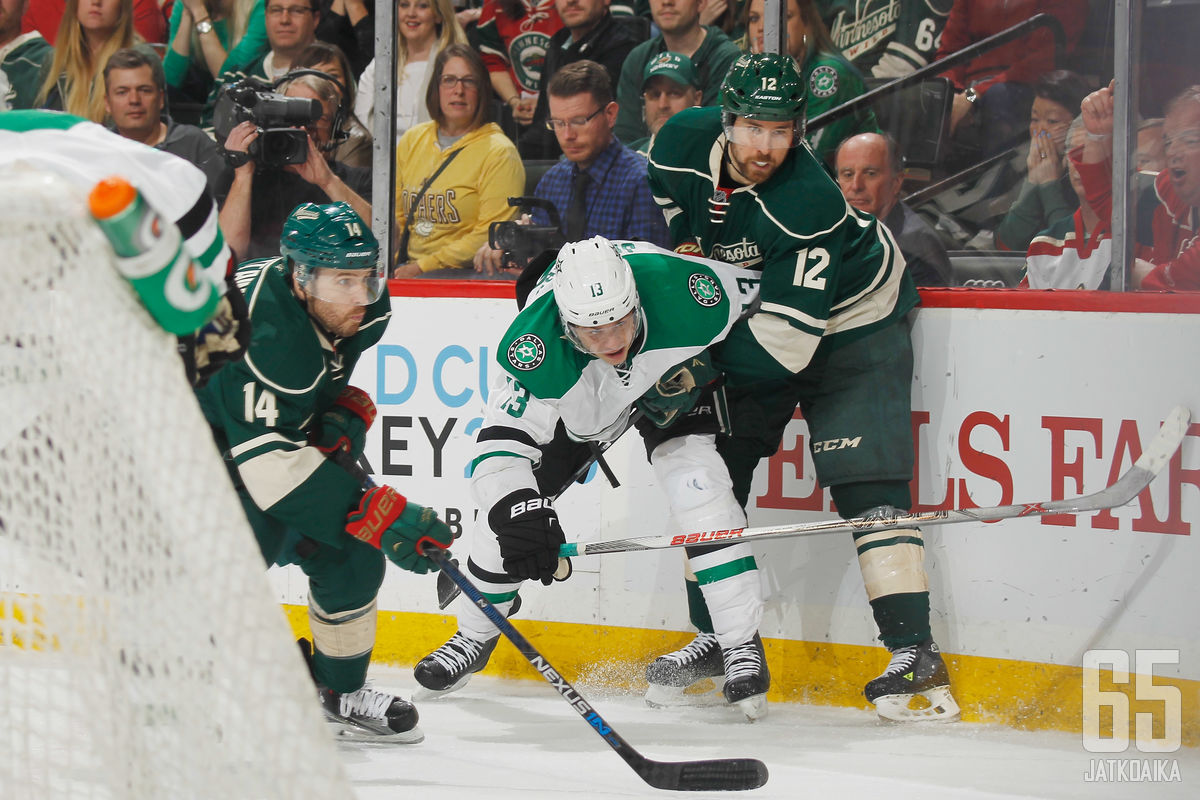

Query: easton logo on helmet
[507,334,546,370]
[689,273,722,306]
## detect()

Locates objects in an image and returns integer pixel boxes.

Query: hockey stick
[332,452,769,792]
[560,405,1191,559]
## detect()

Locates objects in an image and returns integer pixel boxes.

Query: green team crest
[809,65,839,99]
[688,273,722,307]
[510,32,549,92]
[507,333,546,370]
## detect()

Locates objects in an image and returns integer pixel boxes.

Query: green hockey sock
[312,649,371,694]
[869,592,931,650]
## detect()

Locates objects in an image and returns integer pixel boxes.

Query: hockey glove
[313,386,376,457]
[345,486,452,574]
[636,350,721,428]
[186,275,252,388]
[491,488,565,585]
[674,241,704,257]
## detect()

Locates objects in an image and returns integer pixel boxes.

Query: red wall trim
[388,279,1200,314]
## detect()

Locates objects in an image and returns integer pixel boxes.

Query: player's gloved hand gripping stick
[329,449,768,792]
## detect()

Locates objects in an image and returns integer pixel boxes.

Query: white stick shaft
[561,406,1191,558]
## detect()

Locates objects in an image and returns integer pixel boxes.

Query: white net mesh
[0,168,351,799]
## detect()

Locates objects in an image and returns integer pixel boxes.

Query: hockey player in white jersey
[414,236,773,719]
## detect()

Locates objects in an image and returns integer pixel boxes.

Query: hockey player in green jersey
[646,52,960,723]
[195,202,455,742]
[413,236,776,719]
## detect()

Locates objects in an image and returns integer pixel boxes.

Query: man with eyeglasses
[646,53,962,724]
[201,0,321,126]
[473,59,669,276]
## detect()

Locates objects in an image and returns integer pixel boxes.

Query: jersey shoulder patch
[627,251,733,351]
[497,293,584,401]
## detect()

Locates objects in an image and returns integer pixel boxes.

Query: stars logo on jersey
[809,65,839,99]
[688,273,722,307]
[507,334,546,371]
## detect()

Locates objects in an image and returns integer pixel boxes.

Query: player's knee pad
[689,543,762,648]
[853,506,928,601]
[651,434,746,531]
[308,596,378,660]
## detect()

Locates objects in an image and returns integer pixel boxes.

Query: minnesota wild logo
[809,65,839,99]
[507,333,546,370]
[688,273,722,307]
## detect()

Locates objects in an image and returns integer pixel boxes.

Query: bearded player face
[726,117,792,184]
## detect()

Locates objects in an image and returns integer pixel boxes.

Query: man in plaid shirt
[475,59,669,275]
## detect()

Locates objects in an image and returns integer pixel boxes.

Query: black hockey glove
[490,488,565,585]
[637,349,722,428]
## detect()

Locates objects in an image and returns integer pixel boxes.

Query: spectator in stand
[1136,118,1166,173]
[35,0,139,122]
[993,69,1091,253]
[218,69,371,259]
[1,0,53,110]
[518,0,647,159]
[201,0,319,124]
[23,0,165,45]
[629,51,701,154]
[163,0,267,106]
[743,0,877,165]
[1074,83,1200,291]
[475,59,670,277]
[614,0,742,144]
[103,46,232,202]
[292,41,370,167]
[936,0,1089,159]
[476,0,562,132]
[355,0,466,142]
[393,43,524,277]
[817,0,952,80]
[1022,116,1111,289]
[314,0,371,77]
[836,132,951,286]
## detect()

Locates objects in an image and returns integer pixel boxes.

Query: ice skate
[644,632,727,708]
[413,631,498,697]
[721,634,769,721]
[318,683,424,743]
[864,639,960,723]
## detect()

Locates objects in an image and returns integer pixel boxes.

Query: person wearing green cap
[629,50,702,154]
[645,52,960,725]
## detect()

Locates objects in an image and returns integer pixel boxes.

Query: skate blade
[325,717,426,744]
[873,686,961,723]
[644,677,727,709]
[729,693,768,722]
[412,672,474,701]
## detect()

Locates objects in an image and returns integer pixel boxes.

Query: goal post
[0,167,351,798]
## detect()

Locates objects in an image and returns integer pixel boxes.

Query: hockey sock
[686,577,715,634]
[312,648,372,694]
[869,592,932,650]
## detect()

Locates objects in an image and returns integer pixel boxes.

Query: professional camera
[488,197,567,272]
[212,77,322,168]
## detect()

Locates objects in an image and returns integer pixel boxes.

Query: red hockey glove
[345,486,452,574]
[314,386,376,457]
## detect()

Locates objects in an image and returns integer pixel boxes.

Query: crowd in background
[1,0,1197,290]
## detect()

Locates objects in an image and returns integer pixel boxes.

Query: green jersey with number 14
[195,257,391,545]
[470,241,758,511]
[647,105,919,385]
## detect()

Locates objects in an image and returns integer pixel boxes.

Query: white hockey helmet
[552,237,642,352]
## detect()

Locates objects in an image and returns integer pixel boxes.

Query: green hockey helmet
[720,53,806,147]
[281,201,384,305]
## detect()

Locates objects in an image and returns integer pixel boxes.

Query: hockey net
[0,167,351,798]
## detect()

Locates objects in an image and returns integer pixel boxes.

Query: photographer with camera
[473,60,670,278]
[217,69,371,260]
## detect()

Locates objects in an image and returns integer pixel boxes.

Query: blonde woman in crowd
[355,0,466,140]
[37,0,139,122]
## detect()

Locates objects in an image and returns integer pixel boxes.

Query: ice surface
[346,668,1197,799]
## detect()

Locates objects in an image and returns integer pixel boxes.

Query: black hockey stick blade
[561,405,1192,558]
[428,549,768,792]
